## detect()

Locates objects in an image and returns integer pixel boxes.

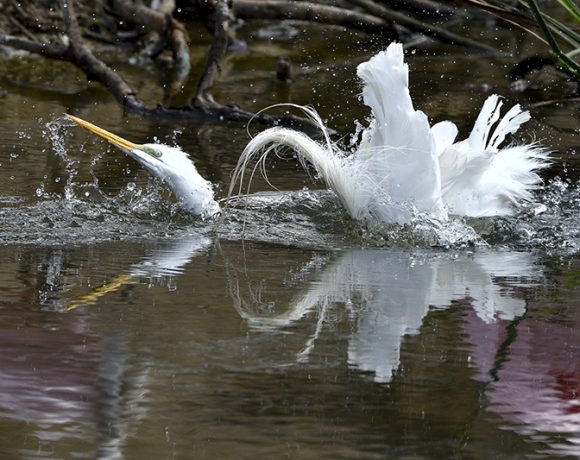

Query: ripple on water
[0,182,199,246]
[1,179,579,249]
[3,115,575,249]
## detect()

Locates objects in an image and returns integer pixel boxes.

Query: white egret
[64,236,212,311]
[65,114,220,219]
[232,42,551,224]
[68,42,550,226]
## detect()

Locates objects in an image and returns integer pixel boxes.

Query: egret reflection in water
[64,240,541,384]
[231,249,542,382]
[64,235,213,311]
[0,236,214,457]
[9,235,578,456]
[64,238,541,384]
[231,248,579,455]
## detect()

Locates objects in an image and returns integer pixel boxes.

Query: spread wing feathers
[356,44,446,221]
[439,95,550,216]
[466,94,532,153]
[230,44,448,224]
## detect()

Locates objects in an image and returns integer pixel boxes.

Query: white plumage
[65,115,220,219]
[133,144,220,219]
[232,43,550,224]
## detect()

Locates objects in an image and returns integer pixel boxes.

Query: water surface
[0,14,579,459]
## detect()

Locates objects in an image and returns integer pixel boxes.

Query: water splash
[44,117,80,201]
[467,179,580,252]
[3,180,578,249]
[2,119,577,249]
[0,118,200,245]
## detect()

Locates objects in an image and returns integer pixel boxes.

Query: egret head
[66,114,220,218]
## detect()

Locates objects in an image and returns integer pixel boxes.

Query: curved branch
[232,0,397,38]
[348,0,499,53]
[0,34,69,59]
[60,0,145,111]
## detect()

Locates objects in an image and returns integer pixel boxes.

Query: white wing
[355,43,446,223]
[438,95,550,216]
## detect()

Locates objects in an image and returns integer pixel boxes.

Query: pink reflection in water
[465,310,580,455]
[0,312,100,438]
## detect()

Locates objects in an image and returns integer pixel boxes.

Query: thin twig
[526,0,580,78]
[232,0,397,38]
[0,34,68,59]
[349,0,499,53]
[7,16,38,41]
[194,0,231,109]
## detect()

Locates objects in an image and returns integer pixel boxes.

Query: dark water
[0,16,579,460]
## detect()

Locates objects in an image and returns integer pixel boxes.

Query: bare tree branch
[3,0,517,131]
[60,0,146,111]
[0,34,69,59]
[2,0,323,131]
[348,0,499,53]
[107,0,191,79]
[194,0,232,109]
[232,0,397,38]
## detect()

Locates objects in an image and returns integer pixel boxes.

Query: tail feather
[440,94,549,216]
[467,95,532,153]
[443,144,550,217]
[468,94,502,153]
[489,104,531,150]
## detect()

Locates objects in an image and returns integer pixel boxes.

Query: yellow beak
[66,114,138,152]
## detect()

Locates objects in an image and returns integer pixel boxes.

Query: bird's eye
[142,146,162,159]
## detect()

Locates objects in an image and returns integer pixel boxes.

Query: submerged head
[66,114,220,218]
